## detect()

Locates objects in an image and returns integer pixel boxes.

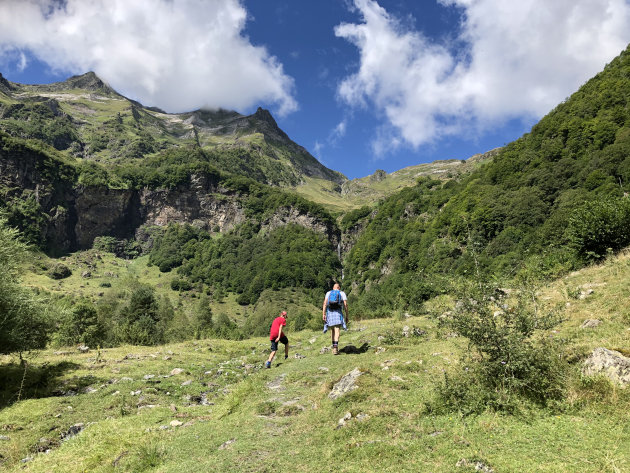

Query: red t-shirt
[269,316,286,340]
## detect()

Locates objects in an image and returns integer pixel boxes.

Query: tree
[114,284,164,345]
[0,217,51,355]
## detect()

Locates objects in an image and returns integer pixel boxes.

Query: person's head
[280,310,287,318]
[333,283,341,290]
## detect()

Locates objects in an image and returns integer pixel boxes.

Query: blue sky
[1,0,630,179]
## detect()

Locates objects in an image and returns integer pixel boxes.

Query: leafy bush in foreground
[0,217,51,354]
[435,281,567,414]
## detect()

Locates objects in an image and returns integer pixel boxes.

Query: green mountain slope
[0,72,345,187]
[292,149,499,212]
[344,44,630,315]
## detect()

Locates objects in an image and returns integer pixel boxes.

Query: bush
[48,263,72,280]
[435,281,567,414]
[567,196,630,261]
[113,285,164,345]
[0,217,52,354]
[57,300,106,347]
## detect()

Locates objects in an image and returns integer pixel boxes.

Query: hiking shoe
[284,355,288,360]
[265,361,271,368]
[332,346,339,355]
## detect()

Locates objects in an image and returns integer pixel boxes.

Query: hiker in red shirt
[265,311,289,368]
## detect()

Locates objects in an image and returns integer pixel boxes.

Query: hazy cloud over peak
[0,0,297,115]
[336,0,630,155]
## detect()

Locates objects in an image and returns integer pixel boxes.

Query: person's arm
[276,325,283,342]
[322,296,328,321]
[343,300,349,323]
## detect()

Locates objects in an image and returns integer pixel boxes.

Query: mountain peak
[62,71,114,93]
[0,72,14,93]
[253,107,278,128]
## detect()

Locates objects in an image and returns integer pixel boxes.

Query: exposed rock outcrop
[582,347,630,386]
[1,143,340,253]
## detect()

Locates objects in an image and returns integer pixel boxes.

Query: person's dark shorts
[271,334,289,351]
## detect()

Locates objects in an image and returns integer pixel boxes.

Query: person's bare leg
[284,343,289,359]
[267,350,277,363]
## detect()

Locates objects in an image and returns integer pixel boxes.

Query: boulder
[329,368,362,400]
[581,319,602,329]
[582,347,630,386]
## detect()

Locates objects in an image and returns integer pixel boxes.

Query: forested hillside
[344,44,630,316]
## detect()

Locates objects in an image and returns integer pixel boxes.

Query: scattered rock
[456,459,494,472]
[83,387,98,394]
[582,347,630,386]
[320,346,331,354]
[375,347,386,354]
[581,319,602,329]
[61,423,84,441]
[34,437,59,453]
[309,337,317,344]
[181,380,192,386]
[218,438,236,450]
[402,326,410,337]
[579,288,595,300]
[130,390,141,396]
[267,374,286,391]
[390,376,405,382]
[318,366,329,372]
[119,377,133,383]
[53,351,72,356]
[170,368,185,376]
[337,412,352,428]
[170,420,183,427]
[0,435,10,441]
[163,356,172,361]
[355,413,369,422]
[143,374,155,380]
[77,345,89,353]
[81,270,91,278]
[329,368,362,400]
[294,353,306,359]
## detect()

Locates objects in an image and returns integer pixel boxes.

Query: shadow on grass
[0,360,81,409]
[340,343,370,355]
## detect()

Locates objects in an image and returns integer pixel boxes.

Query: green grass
[3,249,630,472]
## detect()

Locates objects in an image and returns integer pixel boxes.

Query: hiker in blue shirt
[322,283,348,355]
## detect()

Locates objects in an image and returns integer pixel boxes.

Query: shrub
[114,285,164,345]
[48,263,72,280]
[0,217,51,354]
[436,281,567,414]
[567,196,630,261]
[57,300,106,347]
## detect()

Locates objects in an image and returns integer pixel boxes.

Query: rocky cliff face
[0,143,340,254]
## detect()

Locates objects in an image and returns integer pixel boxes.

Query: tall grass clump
[435,281,568,415]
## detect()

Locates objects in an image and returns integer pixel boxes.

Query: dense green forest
[150,222,340,305]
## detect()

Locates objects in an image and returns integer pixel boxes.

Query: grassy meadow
[2,251,630,472]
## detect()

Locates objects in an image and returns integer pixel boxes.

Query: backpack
[328,289,342,311]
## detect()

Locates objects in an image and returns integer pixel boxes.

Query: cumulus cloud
[0,0,297,114]
[335,0,630,154]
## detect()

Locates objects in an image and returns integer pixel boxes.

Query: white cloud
[17,51,27,72]
[0,0,297,114]
[336,0,630,154]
